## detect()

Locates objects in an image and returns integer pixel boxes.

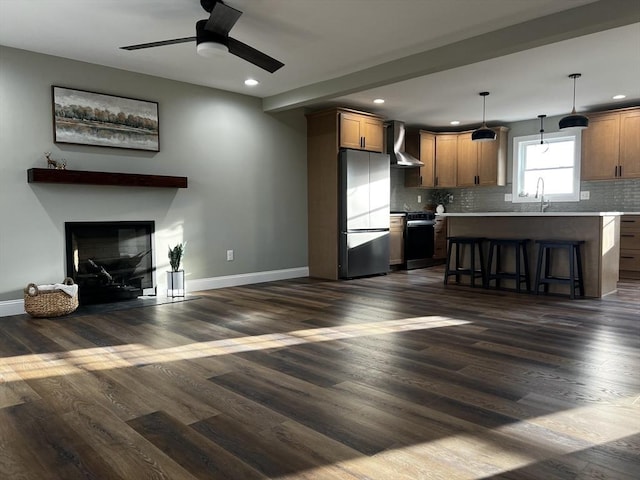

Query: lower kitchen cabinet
[620,215,640,279]
[433,216,447,260]
[390,215,405,265]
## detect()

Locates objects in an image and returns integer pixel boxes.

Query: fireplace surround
[65,221,155,304]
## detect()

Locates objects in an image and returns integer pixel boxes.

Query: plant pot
[436,204,445,214]
[167,270,185,297]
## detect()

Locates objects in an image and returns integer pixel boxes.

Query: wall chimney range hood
[386,121,424,168]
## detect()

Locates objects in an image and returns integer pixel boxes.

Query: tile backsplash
[391,167,640,213]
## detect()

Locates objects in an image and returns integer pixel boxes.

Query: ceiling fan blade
[121,37,196,51]
[205,1,242,36]
[227,37,284,73]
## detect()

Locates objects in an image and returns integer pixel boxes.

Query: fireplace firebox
[65,221,155,305]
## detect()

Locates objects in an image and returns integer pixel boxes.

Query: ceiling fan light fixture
[472,91,496,142]
[196,41,228,57]
[559,73,589,130]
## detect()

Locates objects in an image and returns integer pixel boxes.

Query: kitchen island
[442,212,622,298]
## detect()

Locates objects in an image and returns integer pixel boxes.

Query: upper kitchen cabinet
[456,127,508,187]
[581,107,640,181]
[339,109,384,152]
[405,130,436,188]
[434,133,458,188]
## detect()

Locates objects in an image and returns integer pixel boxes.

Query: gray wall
[0,46,308,301]
[391,114,640,213]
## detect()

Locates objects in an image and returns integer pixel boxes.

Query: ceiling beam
[262,0,640,113]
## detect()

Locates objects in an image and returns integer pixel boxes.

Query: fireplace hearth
[65,221,155,305]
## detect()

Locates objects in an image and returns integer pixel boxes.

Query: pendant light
[537,114,549,153]
[472,91,496,142]
[559,73,589,130]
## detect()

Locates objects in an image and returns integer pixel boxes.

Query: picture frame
[52,86,159,152]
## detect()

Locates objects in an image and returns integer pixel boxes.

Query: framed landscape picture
[52,86,159,152]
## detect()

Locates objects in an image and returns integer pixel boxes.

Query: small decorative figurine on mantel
[44,152,67,169]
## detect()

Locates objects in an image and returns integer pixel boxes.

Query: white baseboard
[0,267,309,317]
[0,299,26,317]
[186,267,309,293]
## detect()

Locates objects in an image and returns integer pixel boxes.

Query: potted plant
[167,243,185,296]
[432,190,453,214]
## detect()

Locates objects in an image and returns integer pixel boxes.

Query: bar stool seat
[444,236,485,287]
[534,239,585,299]
[485,238,531,292]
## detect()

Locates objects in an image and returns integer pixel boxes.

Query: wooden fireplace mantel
[27,168,188,188]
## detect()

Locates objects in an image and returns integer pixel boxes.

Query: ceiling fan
[120,0,284,73]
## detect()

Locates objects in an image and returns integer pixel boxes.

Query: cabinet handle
[621,234,635,237]
[615,166,618,177]
[420,176,423,186]
[435,176,439,186]
[620,256,636,259]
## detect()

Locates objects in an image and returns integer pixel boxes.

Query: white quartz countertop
[440,212,624,217]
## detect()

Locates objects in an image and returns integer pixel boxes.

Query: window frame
[511,130,582,203]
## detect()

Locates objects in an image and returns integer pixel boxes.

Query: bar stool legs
[485,239,531,292]
[534,240,585,299]
[444,237,485,287]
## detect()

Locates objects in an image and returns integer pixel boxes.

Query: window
[512,131,581,203]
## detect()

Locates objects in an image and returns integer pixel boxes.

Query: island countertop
[440,211,623,217]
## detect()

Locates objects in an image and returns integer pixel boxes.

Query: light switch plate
[504,193,513,202]
[580,191,590,200]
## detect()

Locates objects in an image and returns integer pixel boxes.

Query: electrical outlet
[226,249,234,261]
[504,193,513,201]
[580,191,590,200]
[417,195,421,203]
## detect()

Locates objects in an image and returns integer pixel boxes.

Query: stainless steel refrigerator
[339,149,391,278]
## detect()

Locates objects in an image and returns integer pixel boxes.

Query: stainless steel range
[403,211,436,269]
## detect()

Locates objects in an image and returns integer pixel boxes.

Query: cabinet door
[477,135,502,186]
[433,217,447,259]
[435,134,457,187]
[389,217,405,265]
[581,113,620,180]
[619,109,640,178]
[456,133,478,187]
[419,132,436,187]
[363,117,384,152]
[339,112,363,149]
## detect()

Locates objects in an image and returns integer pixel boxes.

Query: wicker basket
[24,277,79,318]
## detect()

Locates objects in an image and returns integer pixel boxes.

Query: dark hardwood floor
[1,266,638,479]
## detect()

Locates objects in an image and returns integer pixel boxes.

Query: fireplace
[65,221,155,305]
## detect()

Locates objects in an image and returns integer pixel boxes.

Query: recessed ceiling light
[373,98,385,104]
[612,94,626,100]
[244,78,259,86]
[450,120,460,125]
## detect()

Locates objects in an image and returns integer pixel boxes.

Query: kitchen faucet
[535,177,549,212]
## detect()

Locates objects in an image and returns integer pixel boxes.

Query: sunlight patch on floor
[277,399,640,479]
[0,316,469,382]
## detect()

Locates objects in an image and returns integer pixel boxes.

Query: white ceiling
[1,0,639,128]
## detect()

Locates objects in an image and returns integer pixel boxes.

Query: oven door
[405,220,435,269]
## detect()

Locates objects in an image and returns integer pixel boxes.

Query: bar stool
[534,240,585,299]
[444,236,485,287]
[485,238,531,292]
